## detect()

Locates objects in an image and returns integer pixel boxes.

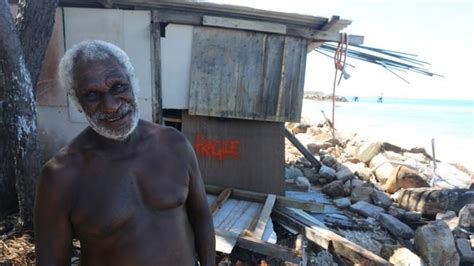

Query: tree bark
[0,0,58,230]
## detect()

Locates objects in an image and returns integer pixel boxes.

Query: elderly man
[34,40,215,266]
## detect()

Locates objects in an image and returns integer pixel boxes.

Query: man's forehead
[73,56,128,89]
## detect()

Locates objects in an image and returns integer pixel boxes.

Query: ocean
[301,97,474,171]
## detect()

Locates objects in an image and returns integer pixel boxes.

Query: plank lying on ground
[210,188,232,215]
[284,128,322,170]
[272,207,391,266]
[206,184,324,213]
[215,228,301,263]
[252,194,276,239]
[237,235,301,263]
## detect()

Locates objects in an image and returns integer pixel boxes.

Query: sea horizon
[301,97,474,171]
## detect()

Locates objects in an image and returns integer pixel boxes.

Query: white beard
[85,98,140,141]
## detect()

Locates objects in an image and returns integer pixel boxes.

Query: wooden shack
[27,0,363,195]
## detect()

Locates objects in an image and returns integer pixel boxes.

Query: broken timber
[206,184,324,213]
[272,207,391,266]
[284,128,322,171]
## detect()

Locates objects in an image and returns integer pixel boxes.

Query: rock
[302,168,319,183]
[380,244,401,260]
[350,201,385,218]
[389,247,425,266]
[356,167,373,182]
[370,190,392,209]
[403,152,431,164]
[384,166,429,194]
[397,188,472,216]
[355,141,383,163]
[403,211,422,222]
[292,123,310,134]
[458,203,474,229]
[436,210,457,220]
[370,153,398,184]
[319,165,336,181]
[470,234,474,249]
[322,155,337,168]
[389,206,407,219]
[414,220,460,266]
[295,176,311,191]
[433,162,472,189]
[383,142,405,154]
[350,186,374,203]
[456,238,474,263]
[378,213,415,239]
[285,166,303,180]
[318,178,328,185]
[333,197,351,208]
[306,143,321,155]
[335,166,354,182]
[322,180,345,198]
[383,150,406,161]
[343,179,365,194]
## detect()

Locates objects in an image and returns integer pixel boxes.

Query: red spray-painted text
[195,134,240,160]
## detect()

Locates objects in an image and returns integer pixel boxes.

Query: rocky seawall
[285,120,474,265]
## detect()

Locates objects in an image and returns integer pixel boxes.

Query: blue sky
[208,0,473,99]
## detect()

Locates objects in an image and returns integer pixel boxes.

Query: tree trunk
[0,0,58,230]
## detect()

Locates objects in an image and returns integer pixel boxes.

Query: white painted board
[160,24,193,109]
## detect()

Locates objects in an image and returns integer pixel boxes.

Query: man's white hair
[58,40,139,111]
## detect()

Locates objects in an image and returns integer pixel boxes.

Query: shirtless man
[34,40,215,266]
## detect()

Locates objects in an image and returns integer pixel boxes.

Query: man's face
[73,56,139,141]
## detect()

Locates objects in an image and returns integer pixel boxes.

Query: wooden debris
[284,128,322,170]
[252,194,276,239]
[210,188,232,215]
[206,184,325,213]
[272,207,391,265]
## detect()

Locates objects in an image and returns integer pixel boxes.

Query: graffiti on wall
[195,134,240,160]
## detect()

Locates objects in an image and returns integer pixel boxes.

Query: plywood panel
[182,112,285,195]
[188,27,307,122]
[161,24,193,109]
[63,8,153,122]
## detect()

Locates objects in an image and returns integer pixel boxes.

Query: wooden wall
[188,27,307,123]
[182,112,285,195]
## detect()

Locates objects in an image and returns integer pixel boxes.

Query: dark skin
[34,56,215,266]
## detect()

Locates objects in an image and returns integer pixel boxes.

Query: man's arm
[184,139,216,266]
[35,156,75,266]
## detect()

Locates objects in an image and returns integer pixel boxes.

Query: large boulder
[302,168,319,183]
[458,203,474,229]
[378,213,415,239]
[432,162,473,189]
[336,166,354,182]
[384,166,430,194]
[350,201,385,218]
[414,220,460,266]
[322,180,345,198]
[356,167,373,182]
[370,153,398,184]
[389,248,425,266]
[355,141,383,163]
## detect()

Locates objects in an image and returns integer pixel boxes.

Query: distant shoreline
[304,91,349,102]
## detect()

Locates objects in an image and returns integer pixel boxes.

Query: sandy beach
[301,99,474,172]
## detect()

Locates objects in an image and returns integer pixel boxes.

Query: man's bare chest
[70,155,190,238]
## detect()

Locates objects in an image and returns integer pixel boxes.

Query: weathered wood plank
[284,128,322,170]
[272,208,391,266]
[189,27,306,122]
[205,184,324,213]
[215,228,239,253]
[151,12,162,124]
[210,188,232,215]
[203,15,287,34]
[252,194,276,239]
[237,235,301,263]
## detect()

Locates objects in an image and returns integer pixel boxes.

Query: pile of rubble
[285,121,474,265]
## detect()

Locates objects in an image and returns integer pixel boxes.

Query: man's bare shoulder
[140,120,191,147]
[40,145,83,190]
